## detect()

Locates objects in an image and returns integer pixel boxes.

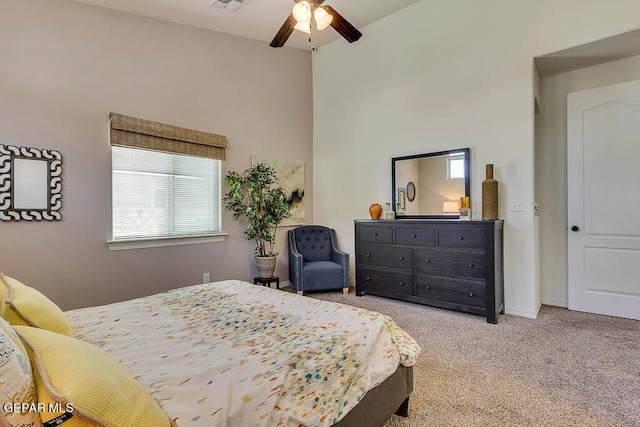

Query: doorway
[535,29,640,319]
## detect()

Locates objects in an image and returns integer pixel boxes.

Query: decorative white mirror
[0,144,62,221]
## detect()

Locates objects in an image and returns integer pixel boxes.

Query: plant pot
[255,256,277,278]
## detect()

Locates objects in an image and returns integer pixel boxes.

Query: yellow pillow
[13,325,174,427]
[0,274,73,337]
[0,317,43,427]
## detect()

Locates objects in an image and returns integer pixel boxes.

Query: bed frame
[333,365,413,427]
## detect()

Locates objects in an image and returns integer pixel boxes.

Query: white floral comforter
[65,280,421,427]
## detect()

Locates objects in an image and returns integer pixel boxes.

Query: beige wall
[312,0,640,318]
[536,54,640,307]
[0,0,313,310]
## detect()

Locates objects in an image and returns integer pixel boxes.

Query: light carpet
[306,289,640,427]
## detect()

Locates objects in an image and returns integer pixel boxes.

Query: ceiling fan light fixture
[314,6,333,31]
[270,1,362,48]
[292,1,312,23]
[293,20,311,34]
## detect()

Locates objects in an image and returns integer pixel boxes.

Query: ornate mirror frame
[0,144,62,221]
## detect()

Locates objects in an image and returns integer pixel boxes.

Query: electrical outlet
[203,272,210,283]
[510,199,525,212]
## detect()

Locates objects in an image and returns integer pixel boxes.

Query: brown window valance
[109,113,227,160]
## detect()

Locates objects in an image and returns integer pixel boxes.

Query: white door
[567,79,640,321]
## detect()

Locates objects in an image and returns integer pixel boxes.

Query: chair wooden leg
[343,287,349,295]
[297,291,303,296]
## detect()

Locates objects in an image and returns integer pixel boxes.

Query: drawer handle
[366,253,372,257]
[425,285,430,290]
[458,236,464,240]
[468,263,474,268]
[399,256,405,260]
[424,259,430,263]
[366,276,371,281]
[469,292,474,297]
[399,281,405,286]
[411,234,417,238]
[373,232,378,236]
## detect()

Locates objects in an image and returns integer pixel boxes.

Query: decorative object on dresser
[460,196,470,209]
[482,163,499,220]
[381,202,395,220]
[458,196,471,220]
[369,203,382,220]
[355,219,504,323]
[459,208,472,221]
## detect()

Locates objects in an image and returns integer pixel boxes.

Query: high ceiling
[69,0,421,50]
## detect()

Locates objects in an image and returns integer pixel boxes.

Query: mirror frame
[392,147,470,219]
[0,144,62,221]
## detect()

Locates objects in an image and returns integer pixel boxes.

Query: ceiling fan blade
[270,13,297,48]
[323,6,362,43]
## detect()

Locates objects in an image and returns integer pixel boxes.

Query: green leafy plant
[224,163,291,257]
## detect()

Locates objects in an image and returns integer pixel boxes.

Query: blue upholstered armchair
[288,225,349,295]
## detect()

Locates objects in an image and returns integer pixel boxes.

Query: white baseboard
[541,298,568,308]
[504,306,539,319]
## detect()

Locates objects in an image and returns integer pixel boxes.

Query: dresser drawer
[416,275,486,308]
[415,248,485,279]
[359,268,413,296]
[395,227,435,246]
[438,227,485,248]
[359,244,413,270]
[359,226,393,243]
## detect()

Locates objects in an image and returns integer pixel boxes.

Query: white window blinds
[109,113,226,242]
[112,147,221,240]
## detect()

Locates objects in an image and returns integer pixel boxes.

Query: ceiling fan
[270,0,363,48]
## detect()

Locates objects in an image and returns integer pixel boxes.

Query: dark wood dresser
[355,219,504,323]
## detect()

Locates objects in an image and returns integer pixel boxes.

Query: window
[108,113,227,249]
[447,153,465,180]
[112,147,221,240]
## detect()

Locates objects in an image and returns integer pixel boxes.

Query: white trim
[107,233,227,251]
[541,298,569,308]
[504,305,539,319]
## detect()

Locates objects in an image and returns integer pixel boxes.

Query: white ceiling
[69,0,421,50]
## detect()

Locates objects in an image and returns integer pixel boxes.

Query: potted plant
[224,163,291,278]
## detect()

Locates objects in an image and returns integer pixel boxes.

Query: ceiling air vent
[210,0,251,11]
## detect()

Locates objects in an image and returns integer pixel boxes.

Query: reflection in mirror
[392,148,469,218]
[14,158,49,209]
[0,144,62,221]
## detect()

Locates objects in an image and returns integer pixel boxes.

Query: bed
[1,276,420,427]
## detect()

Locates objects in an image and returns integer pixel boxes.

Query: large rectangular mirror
[392,148,470,218]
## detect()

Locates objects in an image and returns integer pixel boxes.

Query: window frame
[446,153,466,180]
[108,113,228,250]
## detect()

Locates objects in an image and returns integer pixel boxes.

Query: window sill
[107,233,228,251]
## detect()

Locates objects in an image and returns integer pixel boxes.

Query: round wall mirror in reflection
[406,181,416,202]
